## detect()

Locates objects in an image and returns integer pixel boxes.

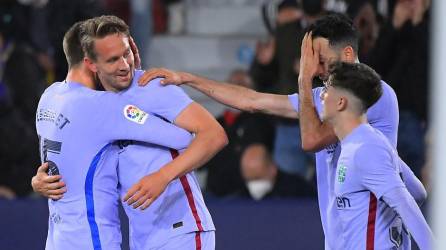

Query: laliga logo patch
[124,105,148,124]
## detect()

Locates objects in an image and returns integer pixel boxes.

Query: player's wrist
[182,72,203,88]
[179,72,194,84]
[158,167,175,183]
[298,74,313,86]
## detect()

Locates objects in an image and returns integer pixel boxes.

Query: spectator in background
[253,0,304,93]
[204,69,276,197]
[102,0,154,67]
[29,0,105,82]
[1,1,45,127]
[129,0,153,68]
[366,0,431,178]
[164,0,185,34]
[0,1,44,197]
[238,144,316,200]
[346,0,379,62]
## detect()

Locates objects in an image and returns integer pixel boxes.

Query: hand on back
[31,162,66,200]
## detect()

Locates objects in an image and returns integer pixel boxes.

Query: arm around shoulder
[161,102,228,181]
[139,68,298,118]
[184,72,297,118]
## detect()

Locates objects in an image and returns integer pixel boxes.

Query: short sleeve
[366,81,399,148]
[126,78,193,123]
[355,144,405,199]
[287,87,325,116]
[288,93,299,112]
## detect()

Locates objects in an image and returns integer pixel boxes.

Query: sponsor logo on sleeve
[123,105,148,124]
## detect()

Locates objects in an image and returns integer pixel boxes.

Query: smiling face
[89,33,135,92]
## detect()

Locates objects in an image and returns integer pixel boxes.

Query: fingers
[308,31,315,54]
[131,193,152,209]
[125,190,145,206]
[39,179,66,198]
[138,69,165,85]
[129,36,141,70]
[123,184,157,209]
[125,191,156,210]
[302,31,318,58]
[37,162,49,173]
[140,198,155,210]
[46,187,67,195]
[44,175,63,183]
[306,32,313,53]
[301,32,313,58]
[300,32,307,52]
[125,189,153,209]
[123,184,140,202]
[48,194,64,201]
[137,68,168,86]
[46,180,66,190]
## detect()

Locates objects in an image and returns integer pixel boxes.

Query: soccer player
[35,16,226,250]
[80,16,220,249]
[139,14,427,249]
[321,61,432,249]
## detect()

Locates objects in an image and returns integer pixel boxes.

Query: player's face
[313,37,340,82]
[321,77,339,123]
[92,33,135,92]
[313,37,355,81]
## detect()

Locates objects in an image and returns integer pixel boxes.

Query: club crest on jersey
[124,105,148,124]
[337,164,347,183]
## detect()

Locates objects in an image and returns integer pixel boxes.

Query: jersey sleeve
[382,187,433,250]
[95,91,193,150]
[287,87,325,116]
[399,157,427,205]
[366,81,399,148]
[355,144,405,199]
[128,78,193,123]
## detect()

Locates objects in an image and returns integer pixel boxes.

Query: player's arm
[399,157,427,206]
[137,68,298,119]
[356,145,433,249]
[103,93,193,150]
[164,102,228,177]
[124,101,228,209]
[297,32,338,152]
[31,162,66,200]
[382,187,434,250]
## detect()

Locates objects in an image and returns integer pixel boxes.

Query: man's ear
[337,96,348,111]
[83,57,97,73]
[341,46,355,62]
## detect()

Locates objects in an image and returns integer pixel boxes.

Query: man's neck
[65,66,96,90]
[332,113,367,141]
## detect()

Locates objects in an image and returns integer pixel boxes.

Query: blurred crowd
[0,0,432,200]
